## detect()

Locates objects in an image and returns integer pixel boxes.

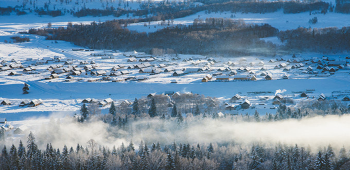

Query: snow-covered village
[1,0,350,169]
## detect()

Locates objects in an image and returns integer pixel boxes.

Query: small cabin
[99,101,107,107]
[0,118,7,124]
[29,99,42,107]
[265,75,272,80]
[282,75,289,79]
[234,75,250,81]
[251,75,257,81]
[82,98,92,103]
[231,94,241,101]
[19,100,30,107]
[343,96,350,101]
[240,99,251,109]
[272,100,281,105]
[318,94,326,101]
[202,77,209,82]
[173,71,185,76]
[216,75,230,82]
[274,94,283,100]
[300,92,308,97]
[1,100,11,105]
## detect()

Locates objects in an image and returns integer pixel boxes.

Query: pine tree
[177,112,183,123]
[139,141,144,156]
[109,101,116,116]
[324,153,332,170]
[132,98,140,115]
[148,98,157,117]
[171,104,178,117]
[268,113,274,121]
[254,110,260,122]
[151,143,156,152]
[112,146,117,156]
[315,151,324,169]
[62,145,69,169]
[140,152,149,170]
[194,104,200,116]
[166,151,175,170]
[80,104,89,120]
[208,143,214,153]
[1,145,9,169]
[128,141,135,152]
[27,131,37,159]
[10,144,19,169]
[292,144,300,169]
[144,143,149,156]
[156,142,161,151]
[18,140,26,158]
[23,83,29,94]
[0,128,5,141]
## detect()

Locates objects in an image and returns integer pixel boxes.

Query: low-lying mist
[13,114,350,151]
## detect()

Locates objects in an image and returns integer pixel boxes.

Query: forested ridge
[28,18,278,56]
[278,27,350,53]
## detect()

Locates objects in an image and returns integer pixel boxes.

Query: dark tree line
[72,1,331,19]
[278,27,350,53]
[1,126,350,169]
[28,18,278,56]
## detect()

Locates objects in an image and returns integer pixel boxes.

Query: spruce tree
[194,104,200,116]
[132,98,140,115]
[171,104,178,117]
[315,151,324,169]
[254,110,260,122]
[128,141,135,152]
[23,83,29,94]
[27,131,37,159]
[80,104,89,120]
[177,113,183,123]
[10,144,19,169]
[148,98,157,117]
[208,143,214,153]
[109,101,116,116]
[166,152,175,170]
[18,140,26,158]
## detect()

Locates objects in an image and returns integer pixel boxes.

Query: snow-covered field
[1,0,350,128]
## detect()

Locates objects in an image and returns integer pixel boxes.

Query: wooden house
[231,94,241,101]
[202,77,209,82]
[0,118,7,124]
[272,100,281,105]
[29,99,42,107]
[343,96,350,101]
[173,71,185,76]
[19,100,30,107]
[234,75,250,81]
[50,74,59,79]
[216,75,230,82]
[251,75,257,81]
[1,100,11,105]
[104,98,113,104]
[300,92,308,97]
[318,94,326,101]
[265,75,272,80]
[139,68,153,73]
[240,99,251,109]
[282,75,289,79]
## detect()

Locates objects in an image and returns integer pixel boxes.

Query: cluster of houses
[0,59,24,72]
[1,99,42,107]
[223,89,350,111]
[81,98,114,107]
